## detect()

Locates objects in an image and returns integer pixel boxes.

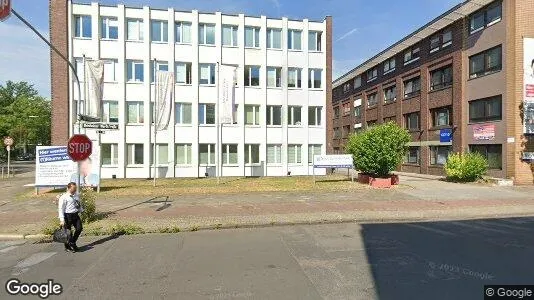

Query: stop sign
[0,0,11,22]
[68,134,93,162]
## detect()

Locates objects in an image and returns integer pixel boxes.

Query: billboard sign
[524,38,534,134]
[35,146,100,187]
[313,155,353,169]
[473,124,495,141]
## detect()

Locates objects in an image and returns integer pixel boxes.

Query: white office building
[67,1,331,178]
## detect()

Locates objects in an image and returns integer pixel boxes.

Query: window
[150,144,169,165]
[267,67,281,87]
[127,19,144,41]
[176,62,192,84]
[127,102,144,124]
[287,29,302,50]
[405,112,420,131]
[288,145,302,164]
[245,26,260,48]
[333,127,341,139]
[308,69,322,89]
[383,58,396,74]
[244,66,260,87]
[175,103,192,124]
[354,76,362,89]
[405,147,420,164]
[103,59,118,82]
[127,60,144,82]
[342,125,351,138]
[267,145,282,164]
[199,103,216,125]
[342,102,351,116]
[199,144,216,165]
[288,68,302,88]
[430,65,453,91]
[102,101,118,123]
[430,29,453,53]
[222,25,238,47]
[101,17,118,40]
[267,28,282,49]
[432,107,451,127]
[151,20,168,43]
[150,61,169,83]
[383,116,396,123]
[266,106,282,126]
[354,105,361,118]
[404,76,421,98]
[199,23,215,45]
[175,22,191,44]
[469,95,502,123]
[74,15,92,38]
[343,84,350,94]
[470,1,502,34]
[101,144,119,166]
[308,106,322,126]
[308,145,322,164]
[404,46,420,65]
[175,144,192,165]
[469,45,502,79]
[367,92,378,108]
[245,144,260,164]
[334,107,340,118]
[245,105,260,125]
[384,85,397,103]
[367,120,377,128]
[288,106,302,126]
[367,67,378,82]
[126,144,144,165]
[430,146,452,165]
[470,144,502,169]
[222,144,238,165]
[308,31,322,51]
[199,63,216,85]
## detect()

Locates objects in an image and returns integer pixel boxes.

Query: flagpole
[216,62,221,184]
[153,58,157,187]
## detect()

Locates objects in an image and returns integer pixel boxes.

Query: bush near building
[346,122,411,178]
[444,152,488,182]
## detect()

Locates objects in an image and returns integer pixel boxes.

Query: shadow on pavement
[361,217,534,300]
[78,234,120,252]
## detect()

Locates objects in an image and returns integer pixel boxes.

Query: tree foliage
[0,81,51,154]
[345,122,411,178]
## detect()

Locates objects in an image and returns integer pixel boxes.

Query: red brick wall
[49,0,70,146]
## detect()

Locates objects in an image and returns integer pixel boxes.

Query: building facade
[49,1,332,178]
[330,0,534,184]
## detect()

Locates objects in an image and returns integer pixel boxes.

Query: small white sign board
[313,155,353,169]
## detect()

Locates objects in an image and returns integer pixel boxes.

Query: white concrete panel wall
[69,2,327,178]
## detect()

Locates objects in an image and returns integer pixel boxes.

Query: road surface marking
[404,223,457,237]
[449,221,509,234]
[0,246,19,253]
[11,252,56,275]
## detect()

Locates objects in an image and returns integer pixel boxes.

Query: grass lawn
[25,175,366,198]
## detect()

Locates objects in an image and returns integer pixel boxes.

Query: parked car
[16,153,34,161]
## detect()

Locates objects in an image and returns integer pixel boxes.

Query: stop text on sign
[69,142,91,153]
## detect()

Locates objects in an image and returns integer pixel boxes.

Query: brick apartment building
[329,0,534,184]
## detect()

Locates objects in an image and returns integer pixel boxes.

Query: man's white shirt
[57,193,82,222]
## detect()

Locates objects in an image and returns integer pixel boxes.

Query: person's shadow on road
[77,234,120,252]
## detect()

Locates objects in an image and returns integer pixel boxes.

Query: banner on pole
[219,65,236,124]
[85,60,105,120]
[155,71,174,131]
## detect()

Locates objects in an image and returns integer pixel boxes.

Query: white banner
[35,146,100,187]
[155,71,174,131]
[524,38,534,134]
[218,65,236,124]
[313,155,354,168]
[85,60,105,119]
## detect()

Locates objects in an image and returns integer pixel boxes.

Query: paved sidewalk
[1,175,533,236]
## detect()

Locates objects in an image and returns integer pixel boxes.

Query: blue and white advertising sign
[439,128,452,143]
[313,155,353,169]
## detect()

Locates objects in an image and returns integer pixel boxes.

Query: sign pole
[153,58,157,187]
[216,62,220,184]
[7,146,10,178]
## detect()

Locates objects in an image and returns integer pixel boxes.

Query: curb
[0,233,49,241]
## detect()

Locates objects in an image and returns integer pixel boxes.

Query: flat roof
[333,0,495,88]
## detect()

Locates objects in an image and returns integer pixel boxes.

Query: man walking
[57,182,83,252]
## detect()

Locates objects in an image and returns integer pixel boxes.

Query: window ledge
[199,44,216,47]
[429,85,452,93]
[126,123,144,126]
[199,164,216,167]
[199,124,216,127]
[73,37,92,40]
[288,163,303,166]
[430,48,440,54]
[175,124,193,127]
[402,163,420,167]
[442,41,452,48]
[126,81,144,84]
[384,100,396,105]
[367,77,377,83]
[126,165,144,168]
[175,165,193,167]
[404,57,420,66]
[429,165,445,168]
[468,119,502,125]
[176,83,193,86]
[267,163,283,167]
[267,48,283,51]
[383,69,396,75]
[223,45,239,48]
[288,49,303,52]
[245,163,262,167]
[469,27,484,35]
[222,164,240,167]
[104,81,118,84]
[244,86,262,89]
[308,50,323,54]
[288,87,303,90]
[403,92,421,100]
[267,125,283,128]
[308,125,323,128]
[101,165,119,168]
[309,88,324,91]
[429,125,452,131]
[245,125,261,128]
[468,70,501,80]
[176,42,192,46]
[199,84,216,87]
[126,40,144,43]
[288,125,303,128]
[367,105,378,110]
[487,18,502,27]
[101,38,118,42]
[267,86,283,90]
[151,41,168,44]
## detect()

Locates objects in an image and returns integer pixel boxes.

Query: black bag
[52,227,71,243]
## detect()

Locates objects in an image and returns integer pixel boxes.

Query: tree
[345,122,411,178]
[0,81,51,154]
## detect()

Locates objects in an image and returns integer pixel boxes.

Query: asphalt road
[1,217,534,300]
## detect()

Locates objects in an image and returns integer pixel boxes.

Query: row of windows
[103,143,322,166]
[74,15,323,51]
[79,59,323,88]
[98,101,323,126]
[404,144,502,169]
[337,1,502,97]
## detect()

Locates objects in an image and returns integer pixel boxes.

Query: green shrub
[110,223,145,235]
[42,218,61,235]
[158,226,181,233]
[346,122,411,178]
[80,187,97,223]
[444,152,488,182]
